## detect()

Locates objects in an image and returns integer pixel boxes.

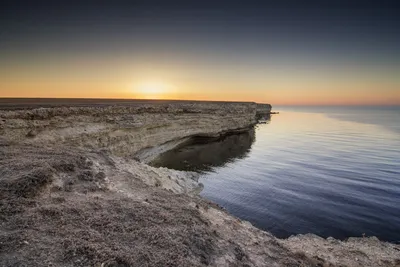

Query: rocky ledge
[0,99,398,267]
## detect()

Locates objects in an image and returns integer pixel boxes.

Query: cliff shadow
[256,113,271,122]
[150,129,256,172]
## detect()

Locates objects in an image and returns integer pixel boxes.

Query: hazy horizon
[1,97,400,108]
[1,0,399,105]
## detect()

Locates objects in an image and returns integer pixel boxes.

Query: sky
[0,0,399,105]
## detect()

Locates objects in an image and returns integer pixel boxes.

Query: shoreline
[0,100,398,266]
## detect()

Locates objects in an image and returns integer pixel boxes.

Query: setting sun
[133,81,176,99]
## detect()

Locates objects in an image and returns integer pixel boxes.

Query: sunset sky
[0,0,399,105]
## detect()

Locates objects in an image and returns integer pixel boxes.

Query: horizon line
[1,97,399,107]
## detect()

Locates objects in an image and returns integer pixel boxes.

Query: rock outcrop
[0,100,398,267]
[255,103,272,120]
[0,101,260,158]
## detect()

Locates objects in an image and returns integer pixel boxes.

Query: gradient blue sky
[1,0,399,104]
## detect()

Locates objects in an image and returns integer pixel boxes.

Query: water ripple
[200,107,400,243]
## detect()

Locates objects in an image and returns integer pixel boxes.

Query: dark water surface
[151,130,255,172]
[153,106,400,243]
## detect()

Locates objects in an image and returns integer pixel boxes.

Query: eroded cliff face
[0,102,260,158]
[255,103,272,120]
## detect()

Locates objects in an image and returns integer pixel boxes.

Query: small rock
[78,170,94,181]
[95,172,106,180]
[26,129,37,138]
[369,236,380,242]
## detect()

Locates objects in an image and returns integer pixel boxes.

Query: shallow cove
[150,107,400,244]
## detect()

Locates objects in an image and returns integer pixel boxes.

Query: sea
[152,106,400,243]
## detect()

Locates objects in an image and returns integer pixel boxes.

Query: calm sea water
[153,106,400,243]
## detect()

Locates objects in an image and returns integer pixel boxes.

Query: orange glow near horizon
[0,60,399,105]
[131,81,178,99]
[1,82,399,106]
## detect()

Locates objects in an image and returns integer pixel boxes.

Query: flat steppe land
[0,99,399,267]
[0,98,258,110]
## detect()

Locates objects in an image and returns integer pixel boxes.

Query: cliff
[0,100,398,267]
[0,101,260,157]
[255,103,272,120]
